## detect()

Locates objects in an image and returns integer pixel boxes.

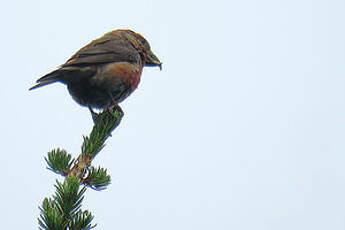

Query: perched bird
[30,29,161,118]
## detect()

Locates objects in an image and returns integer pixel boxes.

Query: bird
[30,29,162,119]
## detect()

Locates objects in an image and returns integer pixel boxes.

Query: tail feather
[29,69,61,90]
[29,66,95,90]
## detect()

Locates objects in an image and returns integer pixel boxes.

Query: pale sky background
[1,0,345,229]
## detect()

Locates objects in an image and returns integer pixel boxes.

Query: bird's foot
[108,104,124,117]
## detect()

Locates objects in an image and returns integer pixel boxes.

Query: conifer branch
[39,106,123,229]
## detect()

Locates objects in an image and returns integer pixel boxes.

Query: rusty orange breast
[103,62,143,89]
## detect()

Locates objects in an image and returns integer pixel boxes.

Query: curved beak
[145,51,162,70]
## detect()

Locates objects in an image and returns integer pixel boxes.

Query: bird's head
[116,29,162,70]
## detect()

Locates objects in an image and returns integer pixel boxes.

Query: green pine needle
[85,166,111,190]
[81,108,123,156]
[70,210,96,230]
[45,149,74,175]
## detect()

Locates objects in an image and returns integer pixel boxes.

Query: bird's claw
[109,104,124,117]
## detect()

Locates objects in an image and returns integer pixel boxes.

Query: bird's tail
[29,69,62,90]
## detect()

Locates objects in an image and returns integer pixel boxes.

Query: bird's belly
[67,62,142,109]
[67,79,132,109]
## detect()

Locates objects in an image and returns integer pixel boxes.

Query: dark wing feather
[62,35,140,67]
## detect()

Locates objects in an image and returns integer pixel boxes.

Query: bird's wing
[62,35,140,67]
